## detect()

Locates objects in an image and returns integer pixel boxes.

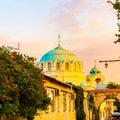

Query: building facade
[35,75,76,120]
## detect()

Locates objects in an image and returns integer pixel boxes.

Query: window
[47,90,55,112]
[51,91,55,112]
[63,93,67,112]
[41,63,43,70]
[68,94,71,111]
[65,62,69,71]
[48,62,51,71]
[57,96,60,112]
[72,99,75,111]
[56,62,60,70]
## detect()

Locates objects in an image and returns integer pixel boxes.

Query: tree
[107,82,120,89]
[107,82,120,113]
[107,0,120,43]
[0,46,50,120]
[88,93,99,120]
[75,87,86,120]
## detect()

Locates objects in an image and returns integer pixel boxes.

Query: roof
[89,88,120,93]
[43,74,76,88]
[96,84,107,89]
[39,45,79,64]
[80,82,91,87]
[90,65,101,77]
[42,74,85,91]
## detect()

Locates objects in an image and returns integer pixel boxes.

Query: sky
[0,0,120,83]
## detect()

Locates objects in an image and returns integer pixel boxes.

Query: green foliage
[75,87,86,120]
[0,46,50,120]
[107,82,120,89]
[88,94,99,119]
[107,0,120,43]
[114,99,120,112]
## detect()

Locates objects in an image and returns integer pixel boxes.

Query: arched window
[65,62,69,71]
[41,63,44,70]
[48,62,51,71]
[56,62,60,70]
[95,78,101,85]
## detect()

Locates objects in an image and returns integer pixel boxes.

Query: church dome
[38,35,85,86]
[90,66,101,77]
[39,45,79,64]
[96,84,107,89]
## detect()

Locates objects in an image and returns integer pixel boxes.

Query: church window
[56,62,60,70]
[95,78,101,85]
[48,62,51,71]
[65,62,69,71]
[41,63,43,70]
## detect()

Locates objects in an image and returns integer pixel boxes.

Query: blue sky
[0,0,120,83]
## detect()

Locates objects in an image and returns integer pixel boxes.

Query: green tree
[107,82,120,113]
[89,94,99,120]
[114,99,120,112]
[0,46,50,120]
[107,0,120,43]
[75,87,86,120]
[107,82,120,89]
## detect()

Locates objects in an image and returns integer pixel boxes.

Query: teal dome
[39,45,79,64]
[96,84,107,89]
[80,82,91,87]
[90,66,101,77]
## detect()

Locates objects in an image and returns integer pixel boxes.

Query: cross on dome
[58,34,61,46]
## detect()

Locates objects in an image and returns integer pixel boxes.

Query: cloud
[49,0,116,36]
[49,0,87,34]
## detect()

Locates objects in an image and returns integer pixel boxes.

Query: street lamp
[99,59,120,68]
[105,62,108,68]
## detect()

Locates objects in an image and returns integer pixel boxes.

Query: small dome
[90,66,101,77]
[96,84,107,89]
[80,82,91,87]
[39,45,79,64]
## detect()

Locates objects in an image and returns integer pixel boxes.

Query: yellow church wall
[44,70,85,86]
[41,58,86,86]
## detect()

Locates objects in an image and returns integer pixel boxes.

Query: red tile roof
[89,89,120,93]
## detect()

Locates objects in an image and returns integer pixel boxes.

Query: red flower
[28,88,32,91]
[1,96,6,101]
[6,80,10,84]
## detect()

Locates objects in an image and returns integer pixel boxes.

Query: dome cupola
[90,65,101,77]
[39,44,79,64]
[38,35,85,85]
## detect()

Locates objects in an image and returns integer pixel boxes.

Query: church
[35,35,108,120]
[38,35,106,89]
